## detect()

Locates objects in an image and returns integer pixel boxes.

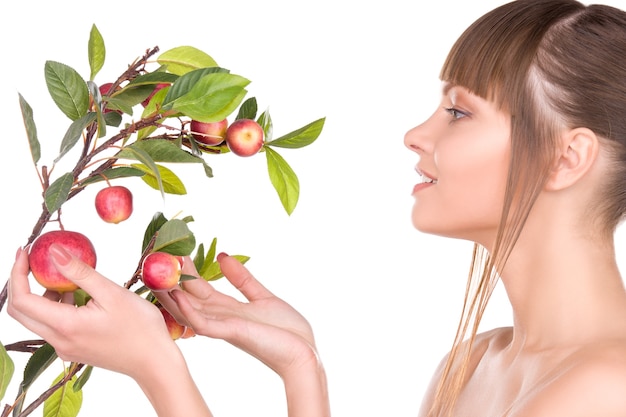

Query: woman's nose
[404,116,434,155]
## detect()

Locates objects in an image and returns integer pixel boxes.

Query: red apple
[95,185,133,224]
[141,251,181,292]
[190,118,228,145]
[181,326,196,339]
[99,82,122,114]
[159,307,186,340]
[141,83,170,107]
[225,119,264,157]
[28,230,97,293]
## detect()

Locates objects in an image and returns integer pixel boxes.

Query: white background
[1,1,625,416]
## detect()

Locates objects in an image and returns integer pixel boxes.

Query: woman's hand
[8,245,213,417]
[155,254,331,417]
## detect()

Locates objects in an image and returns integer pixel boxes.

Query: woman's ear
[544,127,599,191]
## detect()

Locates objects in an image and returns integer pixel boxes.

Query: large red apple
[225,119,264,157]
[141,251,181,292]
[95,185,133,224]
[28,230,97,293]
[190,118,228,145]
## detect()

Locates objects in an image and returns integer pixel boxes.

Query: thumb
[49,243,115,303]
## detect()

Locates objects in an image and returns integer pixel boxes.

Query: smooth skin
[406,84,626,416]
[8,246,330,417]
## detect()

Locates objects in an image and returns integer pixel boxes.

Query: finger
[48,243,120,306]
[152,290,189,326]
[218,253,274,301]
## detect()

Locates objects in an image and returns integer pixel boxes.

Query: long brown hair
[428,1,626,415]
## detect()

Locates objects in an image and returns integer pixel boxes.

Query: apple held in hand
[159,307,186,340]
[95,185,133,224]
[225,118,264,157]
[190,118,228,145]
[141,251,181,292]
[28,230,97,293]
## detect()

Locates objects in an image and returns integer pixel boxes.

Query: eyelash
[443,107,469,121]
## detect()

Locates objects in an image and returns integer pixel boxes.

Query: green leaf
[200,255,250,281]
[257,108,273,142]
[0,341,14,402]
[73,289,92,307]
[18,93,41,164]
[107,84,155,112]
[266,117,325,149]
[22,343,57,390]
[116,146,164,198]
[131,163,187,195]
[55,112,97,163]
[170,72,249,122]
[88,24,105,81]
[126,71,178,87]
[153,219,196,256]
[103,110,123,127]
[73,366,93,392]
[162,67,229,108]
[45,172,74,213]
[265,147,300,215]
[236,96,258,120]
[45,61,89,121]
[119,139,203,164]
[192,242,206,272]
[157,46,218,75]
[43,370,83,417]
[142,212,168,252]
[79,166,145,187]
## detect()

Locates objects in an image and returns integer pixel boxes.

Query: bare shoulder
[523,342,626,416]
[417,327,512,416]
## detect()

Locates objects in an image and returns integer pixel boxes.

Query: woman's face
[404,83,511,246]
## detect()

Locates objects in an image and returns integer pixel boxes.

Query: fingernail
[217,252,229,261]
[49,244,72,266]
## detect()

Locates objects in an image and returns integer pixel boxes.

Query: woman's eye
[443,107,468,121]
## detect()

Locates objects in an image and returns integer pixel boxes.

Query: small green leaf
[126,71,178,87]
[22,343,57,390]
[265,147,300,215]
[73,366,93,392]
[0,341,15,402]
[162,67,229,108]
[55,112,97,163]
[116,146,164,198]
[153,219,196,256]
[266,117,325,149]
[119,140,203,164]
[18,93,41,164]
[43,370,83,417]
[192,243,206,272]
[257,108,273,142]
[200,255,250,281]
[79,166,145,187]
[45,61,89,121]
[45,172,74,213]
[170,73,249,122]
[73,290,92,307]
[235,96,258,120]
[157,46,218,75]
[142,212,168,252]
[131,163,187,195]
[88,24,105,81]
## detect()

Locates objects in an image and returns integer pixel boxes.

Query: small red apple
[95,185,133,224]
[190,118,228,145]
[181,326,196,339]
[141,83,170,107]
[159,307,186,340]
[225,119,264,157]
[28,230,97,293]
[141,251,181,292]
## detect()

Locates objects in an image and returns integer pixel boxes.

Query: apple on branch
[190,118,228,146]
[159,307,186,340]
[225,118,264,157]
[141,251,182,292]
[95,185,133,224]
[28,230,97,293]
